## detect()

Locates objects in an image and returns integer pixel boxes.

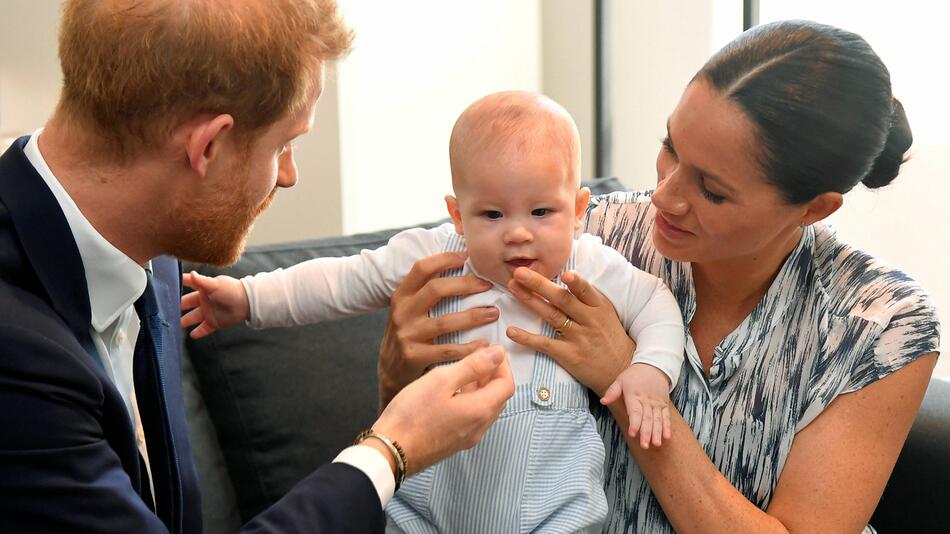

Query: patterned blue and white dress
[584,190,941,534]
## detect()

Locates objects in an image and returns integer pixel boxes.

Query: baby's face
[447,150,587,287]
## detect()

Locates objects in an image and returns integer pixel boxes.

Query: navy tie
[133,269,179,532]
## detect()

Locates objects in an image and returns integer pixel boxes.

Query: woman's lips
[655,212,694,241]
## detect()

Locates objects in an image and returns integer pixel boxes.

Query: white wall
[0,1,61,138]
[334,0,542,234]
[542,0,595,182]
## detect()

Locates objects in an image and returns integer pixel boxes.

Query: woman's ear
[182,114,235,177]
[445,195,465,235]
[801,191,843,226]
[574,187,591,231]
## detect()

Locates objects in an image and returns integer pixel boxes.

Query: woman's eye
[700,178,726,204]
[531,208,549,217]
[660,136,676,156]
[483,211,503,220]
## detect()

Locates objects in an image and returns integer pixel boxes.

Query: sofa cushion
[183,177,629,522]
[870,378,950,532]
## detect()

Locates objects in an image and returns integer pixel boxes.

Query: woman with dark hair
[378,20,940,532]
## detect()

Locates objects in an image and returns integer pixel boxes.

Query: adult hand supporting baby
[373,345,515,477]
[378,251,499,409]
[505,267,634,397]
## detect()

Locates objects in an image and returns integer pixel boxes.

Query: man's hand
[373,345,515,476]
[180,271,250,339]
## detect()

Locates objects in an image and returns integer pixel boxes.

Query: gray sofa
[181,177,948,533]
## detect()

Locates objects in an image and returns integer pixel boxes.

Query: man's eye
[531,208,549,217]
[483,211,502,220]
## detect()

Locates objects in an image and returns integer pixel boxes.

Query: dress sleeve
[242,225,450,328]
[576,233,686,390]
[843,287,941,393]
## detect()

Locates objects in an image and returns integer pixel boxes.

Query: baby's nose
[504,224,533,244]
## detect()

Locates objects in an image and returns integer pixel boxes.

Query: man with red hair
[0,1,513,532]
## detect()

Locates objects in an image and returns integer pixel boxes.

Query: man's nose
[277,145,298,188]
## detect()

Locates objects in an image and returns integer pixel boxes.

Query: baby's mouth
[505,258,536,269]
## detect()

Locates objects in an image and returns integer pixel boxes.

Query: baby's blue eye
[483,211,503,220]
[531,208,549,217]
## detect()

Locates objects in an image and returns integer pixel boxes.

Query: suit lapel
[0,137,99,360]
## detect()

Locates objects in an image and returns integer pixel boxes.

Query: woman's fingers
[413,306,499,341]
[510,267,605,319]
[561,270,605,307]
[505,326,568,357]
[508,281,575,336]
[397,251,468,295]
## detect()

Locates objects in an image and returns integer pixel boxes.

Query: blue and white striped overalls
[386,233,608,533]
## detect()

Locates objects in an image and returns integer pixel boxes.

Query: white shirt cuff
[333,444,396,508]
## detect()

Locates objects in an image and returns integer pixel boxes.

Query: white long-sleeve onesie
[242,223,685,387]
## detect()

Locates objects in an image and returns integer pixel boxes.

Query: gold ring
[555,317,573,337]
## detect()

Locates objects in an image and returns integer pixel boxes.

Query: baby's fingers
[638,402,655,450]
[600,381,622,405]
[650,405,664,447]
[626,396,644,440]
[189,321,217,340]
[181,307,203,329]
[180,290,201,311]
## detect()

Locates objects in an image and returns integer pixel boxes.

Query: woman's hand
[505,267,634,396]
[378,252,499,409]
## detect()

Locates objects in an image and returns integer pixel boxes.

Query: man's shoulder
[0,279,81,355]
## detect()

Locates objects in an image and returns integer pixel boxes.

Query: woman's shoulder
[811,223,939,329]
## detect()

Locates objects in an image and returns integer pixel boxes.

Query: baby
[181,91,685,533]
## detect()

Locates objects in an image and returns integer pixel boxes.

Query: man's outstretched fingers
[447,345,506,391]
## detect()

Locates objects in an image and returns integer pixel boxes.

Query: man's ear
[801,191,843,226]
[183,114,235,177]
[445,195,464,235]
[574,186,591,231]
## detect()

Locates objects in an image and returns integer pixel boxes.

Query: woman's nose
[652,171,689,216]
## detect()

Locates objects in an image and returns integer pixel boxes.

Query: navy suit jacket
[0,137,384,533]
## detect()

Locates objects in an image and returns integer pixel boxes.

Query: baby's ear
[445,195,465,235]
[574,187,591,230]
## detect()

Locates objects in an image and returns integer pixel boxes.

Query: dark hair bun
[862,98,913,189]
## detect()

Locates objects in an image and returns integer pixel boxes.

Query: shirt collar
[24,129,147,332]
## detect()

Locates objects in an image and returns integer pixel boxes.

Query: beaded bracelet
[354,429,407,490]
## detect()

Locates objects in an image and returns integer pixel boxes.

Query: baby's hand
[180,271,250,339]
[600,363,672,449]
